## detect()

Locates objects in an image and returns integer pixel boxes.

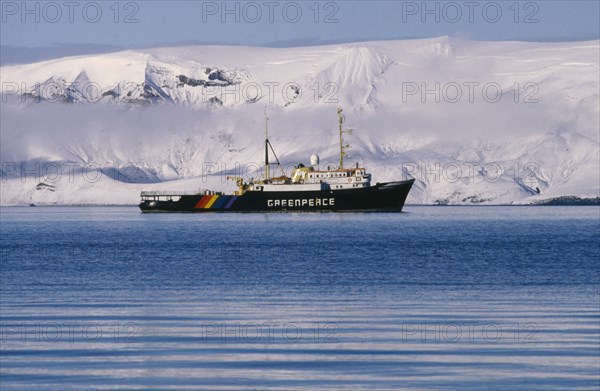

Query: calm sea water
[1,206,599,390]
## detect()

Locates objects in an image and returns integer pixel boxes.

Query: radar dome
[310,154,320,166]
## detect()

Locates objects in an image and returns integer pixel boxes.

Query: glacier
[1,37,598,205]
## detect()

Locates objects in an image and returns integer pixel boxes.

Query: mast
[338,107,352,169]
[264,107,270,181]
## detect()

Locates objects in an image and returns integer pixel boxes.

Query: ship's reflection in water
[1,207,599,390]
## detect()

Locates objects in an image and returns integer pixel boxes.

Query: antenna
[264,106,270,181]
[337,107,353,170]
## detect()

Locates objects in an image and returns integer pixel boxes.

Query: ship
[139,108,414,213]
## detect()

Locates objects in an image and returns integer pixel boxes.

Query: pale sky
[2,1,599,47]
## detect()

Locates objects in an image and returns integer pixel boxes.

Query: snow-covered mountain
[1,37,598,205]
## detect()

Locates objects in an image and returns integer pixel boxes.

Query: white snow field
[1,37,598,205]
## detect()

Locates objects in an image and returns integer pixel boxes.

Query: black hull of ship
[139,179,414,213]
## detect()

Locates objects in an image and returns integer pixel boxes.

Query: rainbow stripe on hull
[193,195,239,210]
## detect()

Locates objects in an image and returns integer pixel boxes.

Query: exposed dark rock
[208,97,223,106]
[533,196,600,205]
[100,166,159,183]
[178,71,237,88]
[102,90,119,98]
[36,182,56,191]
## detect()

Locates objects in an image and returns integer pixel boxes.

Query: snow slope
[1,37,598,205]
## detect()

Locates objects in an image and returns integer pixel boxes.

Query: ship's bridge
[291,164,371,190]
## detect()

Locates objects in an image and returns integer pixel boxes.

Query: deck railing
[141,190,205,197]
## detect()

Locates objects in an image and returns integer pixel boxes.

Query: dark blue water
[1,206,599,390]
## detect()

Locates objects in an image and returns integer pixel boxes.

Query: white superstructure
[232,107,372,194]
